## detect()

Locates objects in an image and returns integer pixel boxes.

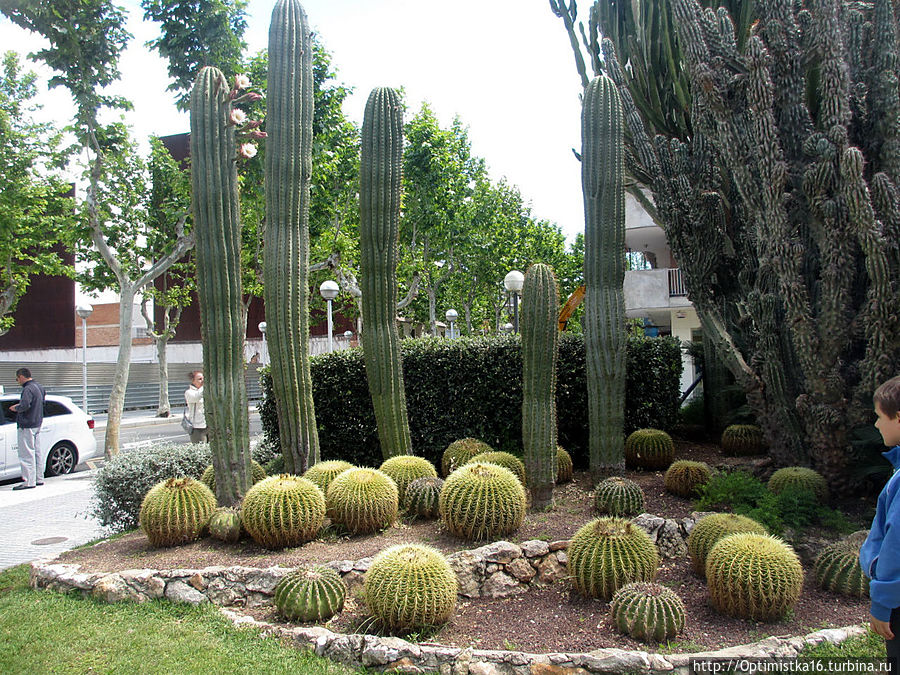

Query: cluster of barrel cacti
[241,474,326,548]
[379,455,438,505]
[439,462,527,540]
[364,544,458,632]
[274,564,346,623]
[705,533,804,621]
[442,438,493,476]
[466,451,527,488]
[687,513,768,575]
[404,476,444,519]
[139,477,217,547]
[768,467,829,502]
[814,530,870,598]
[326,467,399,534]
[720,425,766,457]
[610,582,686,643]
[664,460,712,497]
[594,476,644,516]
[568,517,659,600]
[624,429,675,470]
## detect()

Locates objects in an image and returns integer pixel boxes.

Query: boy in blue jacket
[860,375,900,669]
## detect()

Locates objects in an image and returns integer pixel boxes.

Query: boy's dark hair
[15,367,31,379]
[874,375,900,419]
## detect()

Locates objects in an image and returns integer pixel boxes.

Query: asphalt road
[92,409,263,456]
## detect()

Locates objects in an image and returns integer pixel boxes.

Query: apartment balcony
[624,267,691,319]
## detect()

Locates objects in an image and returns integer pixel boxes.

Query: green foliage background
[260,334,682,470]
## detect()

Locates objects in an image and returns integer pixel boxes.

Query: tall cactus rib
[359,87,413,459]
[264,0,319,473]
[189,66,251,506]
[521,263,559,509]
[582,74,626,478]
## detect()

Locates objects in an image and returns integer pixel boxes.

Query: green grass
[0,565,364,675]
[799,629,886,658]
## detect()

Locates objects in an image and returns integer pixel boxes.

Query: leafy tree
[141,0,248,110]
[552,0,900,489]
[402,104,484,335]
[0,51,72,334]
[141,137,196,417]
[3,0,195,457]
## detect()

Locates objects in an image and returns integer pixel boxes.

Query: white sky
[1,0,587,292]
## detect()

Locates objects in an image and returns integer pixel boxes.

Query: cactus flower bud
[244,120,263,129]
[245,92,263,102]
[249,130,267,139]
[238,143,257,159]
[229,109,247,126]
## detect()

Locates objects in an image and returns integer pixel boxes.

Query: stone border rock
[29,514,865,674]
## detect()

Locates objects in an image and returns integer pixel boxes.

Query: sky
[1,0,587,244]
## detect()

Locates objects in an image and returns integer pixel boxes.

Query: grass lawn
[0,561,886,673]
[0,565,365,674]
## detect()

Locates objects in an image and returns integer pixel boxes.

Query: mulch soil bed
[55,441,873,654]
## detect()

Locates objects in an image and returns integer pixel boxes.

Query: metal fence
[668,268,688,297]
[0,362,262,414]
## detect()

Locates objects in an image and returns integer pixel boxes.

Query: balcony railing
[668,268,687,297]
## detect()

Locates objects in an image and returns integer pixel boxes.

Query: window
[43,401,71,418]
[1,401,15,425]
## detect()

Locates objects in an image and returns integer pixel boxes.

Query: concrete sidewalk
[0,405,263,571]
[0,469,105,570]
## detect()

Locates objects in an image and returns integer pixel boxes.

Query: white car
[1,394,99,480]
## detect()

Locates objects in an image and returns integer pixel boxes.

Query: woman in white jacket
[184,371,208,443]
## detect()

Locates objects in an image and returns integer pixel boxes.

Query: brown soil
[56,442,872,654]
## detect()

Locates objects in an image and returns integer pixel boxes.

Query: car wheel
[46,442,78,476]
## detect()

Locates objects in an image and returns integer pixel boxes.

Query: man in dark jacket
[10,367,46,490]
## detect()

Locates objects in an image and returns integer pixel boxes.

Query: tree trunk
[103,282,136,458]
[156,335,170,417]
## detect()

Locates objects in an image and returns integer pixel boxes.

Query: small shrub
[91,442,212,532]
[694,470,768,512]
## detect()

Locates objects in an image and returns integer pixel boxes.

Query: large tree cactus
[582,74,626,479]
[521,263,559,509]
[264,0,319,474]
[359,87,413,459]
[189,66,251,506]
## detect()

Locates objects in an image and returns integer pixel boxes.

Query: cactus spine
[521,263,560,509]
[359,87,412,459]
[190,67,251,506]
[264,0,319,474]
[582,74,626,479]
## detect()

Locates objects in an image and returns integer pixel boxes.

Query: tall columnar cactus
[582,74,626,479]
[190,66,251,506]
[359,87,412,460]
[264,0,319,474]
[521,263,560,509]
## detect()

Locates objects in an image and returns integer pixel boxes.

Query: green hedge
[259,334,682,470]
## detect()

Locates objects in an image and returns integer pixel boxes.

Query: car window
[1,401,15,424]
[43,401,71,417]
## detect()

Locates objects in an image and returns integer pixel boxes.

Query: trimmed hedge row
[260,334,682,470]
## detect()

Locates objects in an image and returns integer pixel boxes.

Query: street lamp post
[319,280,340,352]
[75,303,93,412]
[445,309,458,339]
[503,270,524,333]
[258,322,267,365]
